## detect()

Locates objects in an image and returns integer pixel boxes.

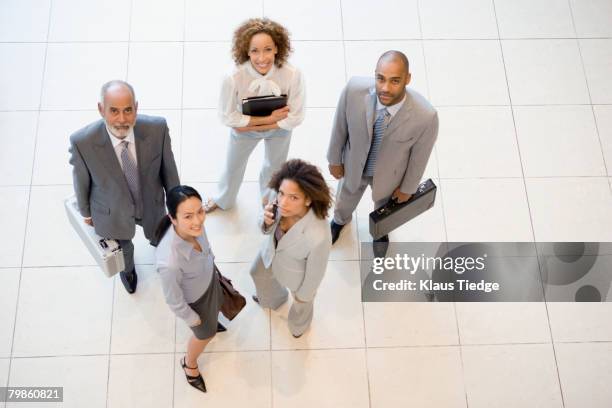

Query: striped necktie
[364,108,390,177]
[120,141,142,218]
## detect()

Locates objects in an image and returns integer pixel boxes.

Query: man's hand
[329,164,344,180]
[269,106,290,123]
[84,217,94,226]
[263,202,276,228]
[392,188,412,203]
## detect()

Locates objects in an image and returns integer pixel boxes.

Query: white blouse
[218,61,306,131]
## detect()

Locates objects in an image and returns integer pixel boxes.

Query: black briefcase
[242,94,287,116]
[369,179,437,240]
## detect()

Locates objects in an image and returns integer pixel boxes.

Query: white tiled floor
[502,39,591,105]
[513,105,606,177]
[1,0,611,407]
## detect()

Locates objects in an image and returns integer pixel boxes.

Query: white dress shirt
[218,61,306,131]
[106,125,138,169]
[375,93,406,118]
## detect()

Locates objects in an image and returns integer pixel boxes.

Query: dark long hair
[268,159,332,219]
[152,185,202,246]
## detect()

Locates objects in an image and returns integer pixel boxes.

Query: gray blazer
[69,114,180,243]
[257,209,332,302]
[327,77,439,202]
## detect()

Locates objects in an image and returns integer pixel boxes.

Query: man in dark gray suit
[327,51,438,245]
[69,80,180,294]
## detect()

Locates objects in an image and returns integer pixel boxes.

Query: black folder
[242,94,288,117]
[369,179,437,240]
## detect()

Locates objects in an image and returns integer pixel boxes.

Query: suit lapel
[134,119,151,177]
[92,124,130,192]
[276,210,314,252]
[384,91,413,140]
[364,88,376,144]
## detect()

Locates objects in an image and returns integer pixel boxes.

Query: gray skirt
[188,273,224,340]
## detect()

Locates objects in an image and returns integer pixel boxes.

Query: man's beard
[107,122,132,138]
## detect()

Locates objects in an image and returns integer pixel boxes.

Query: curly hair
[232,18,292,67]
[268,159,332,220]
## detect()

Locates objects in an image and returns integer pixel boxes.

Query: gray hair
[99,80,137,105]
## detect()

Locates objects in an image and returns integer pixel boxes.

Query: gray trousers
[117,219,142,274]
[333,176,388,226]
[250,254,314,337]
[214,131,292,210]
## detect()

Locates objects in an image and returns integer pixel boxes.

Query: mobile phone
[271,203,278,220]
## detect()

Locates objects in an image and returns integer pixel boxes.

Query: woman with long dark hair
[154,185,223,393]
[250,159,332,338]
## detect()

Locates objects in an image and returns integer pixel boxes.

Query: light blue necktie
[364,108,390,177]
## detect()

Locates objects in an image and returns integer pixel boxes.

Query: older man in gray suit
[327,51,438,245]
[69,80,180,294]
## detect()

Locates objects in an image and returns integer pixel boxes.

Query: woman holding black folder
[205,18,305,213]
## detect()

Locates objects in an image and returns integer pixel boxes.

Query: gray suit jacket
[69,114,180,243]
[327,77,438,202]
[258,209,332,302]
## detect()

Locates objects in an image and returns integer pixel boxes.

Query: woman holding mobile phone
[205,18,305,213]
[250,159,332,338]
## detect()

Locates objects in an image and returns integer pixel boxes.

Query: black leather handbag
[369,179,437,240]
[242,94,287,116]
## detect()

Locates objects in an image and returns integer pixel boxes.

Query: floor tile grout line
[171,3,188,405]
[485,1,548,406]
[543,3,607,406]
[415,0,455,356]
[490,3,539,272]
[104,279,116,408]
[8,338,612,360]
[6,103,612,114]
[419,1,467,406]
[339,0,348,84]
[1,176,607,192]
[4,0,55,400]
[7,36,612,45]
[338,0,371,403]
[105,1,134,406]
[172,316,178,408]
[566,12,611,193]
[269,307,273,408]
[4,173,610,191]
[493,0,567,406]
[176,0,187,186]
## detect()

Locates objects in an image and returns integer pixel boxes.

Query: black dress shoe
[216,322,227,332]
[119,268,138,294]
[373,235,389,258]
[330,221,345,245]
[181,357,207,393]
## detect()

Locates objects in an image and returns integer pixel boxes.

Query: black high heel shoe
[181,357,207,393]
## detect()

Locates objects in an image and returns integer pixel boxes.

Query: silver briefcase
[64,196,125,277]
